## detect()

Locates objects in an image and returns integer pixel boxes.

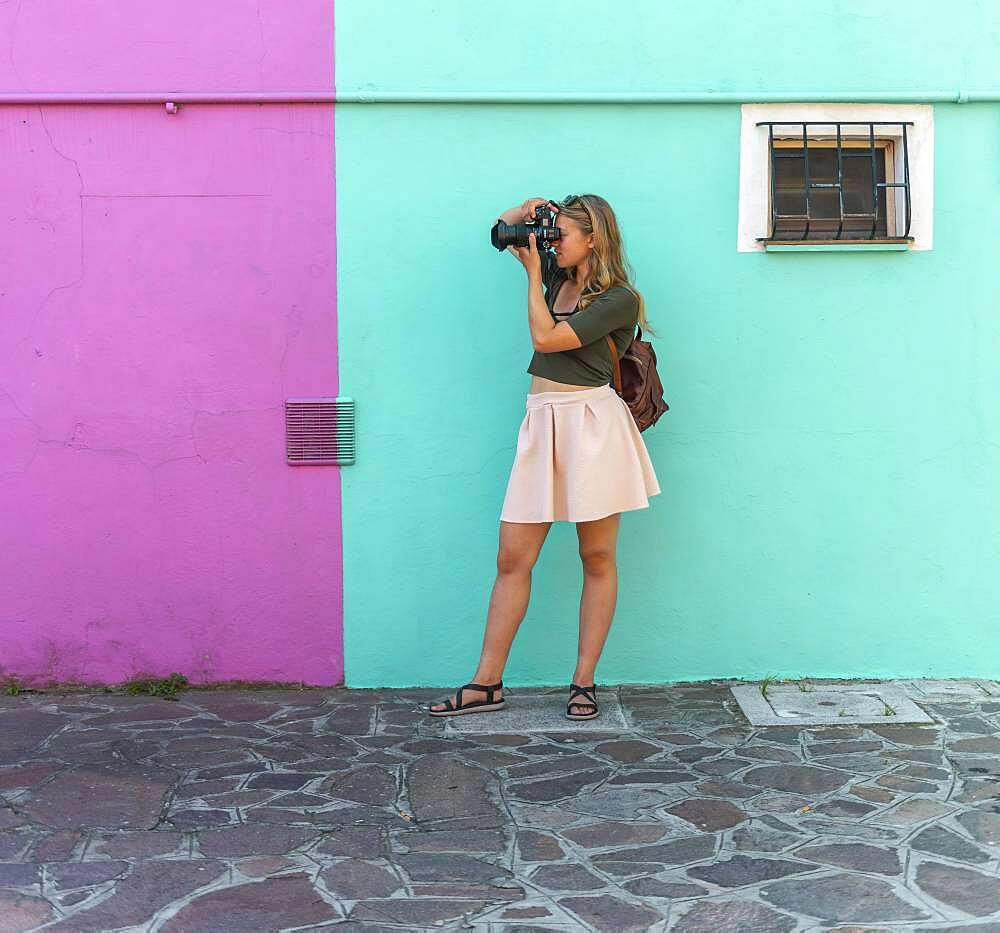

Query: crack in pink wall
[0,1,342,686]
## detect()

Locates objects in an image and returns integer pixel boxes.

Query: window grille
[756,122,913,244]
[285,397,355,465]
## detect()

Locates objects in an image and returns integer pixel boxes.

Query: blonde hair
[557,193,655,336]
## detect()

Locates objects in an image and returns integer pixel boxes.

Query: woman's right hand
[519,197,558,222]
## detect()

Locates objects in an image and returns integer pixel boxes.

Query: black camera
[490,201,562,251]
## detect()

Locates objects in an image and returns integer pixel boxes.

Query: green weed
[121,672,189,701]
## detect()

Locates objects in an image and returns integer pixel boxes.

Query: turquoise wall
[335,1,1000,687]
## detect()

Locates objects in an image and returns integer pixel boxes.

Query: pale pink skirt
[500,383,661,523]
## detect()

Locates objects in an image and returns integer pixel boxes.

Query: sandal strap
[439,681,503,711]
[462,680,503,704]
[568,683,598,708]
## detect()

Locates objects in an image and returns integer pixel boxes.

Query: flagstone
[915,861,1000,917]
[558,894,664,930]
[21,763,173,831]
[743,764,851,795]
[797,842,902,875]
[160,872,339,931]
[761,874,927,923]
[665,798,748,831]
[673,900,797,932]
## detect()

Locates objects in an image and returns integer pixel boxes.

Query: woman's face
[553,215,593,270]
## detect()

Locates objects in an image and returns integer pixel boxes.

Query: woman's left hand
[512,233,542,279]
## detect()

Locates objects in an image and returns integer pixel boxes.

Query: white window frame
[737,103,934,252]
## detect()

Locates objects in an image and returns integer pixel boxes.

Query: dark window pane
[771,145,888,239]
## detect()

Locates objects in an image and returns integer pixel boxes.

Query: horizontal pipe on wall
[1,89,1000,106]
[320,89,1000,104]
[0,92,339,104]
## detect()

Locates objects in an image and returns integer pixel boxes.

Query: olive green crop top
[526,248,639,387]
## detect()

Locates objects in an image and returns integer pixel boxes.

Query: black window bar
[756,121,913,243]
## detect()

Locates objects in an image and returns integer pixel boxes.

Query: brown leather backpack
[605,327,669,432]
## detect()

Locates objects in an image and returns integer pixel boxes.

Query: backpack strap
[605,334,624,396]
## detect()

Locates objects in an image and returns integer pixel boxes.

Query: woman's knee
[497,521,550,576]
[579,547,616,576]
[496,545,538,576]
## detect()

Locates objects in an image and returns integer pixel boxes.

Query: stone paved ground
[1,682,999,932]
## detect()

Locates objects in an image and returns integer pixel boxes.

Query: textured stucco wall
[334,0,1000,687]
[0,1,343,686]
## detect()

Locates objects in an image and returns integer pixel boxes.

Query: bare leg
[570,512,621,714]
[429,519,552,712]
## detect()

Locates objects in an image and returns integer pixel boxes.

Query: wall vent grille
[285,397,355,465]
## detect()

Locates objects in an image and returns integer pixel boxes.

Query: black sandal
[566,683,598,720]
[427,680,505,717]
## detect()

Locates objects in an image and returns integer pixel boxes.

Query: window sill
[761,238,912,253]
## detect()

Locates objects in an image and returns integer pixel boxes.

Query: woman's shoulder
[596,283,638,306]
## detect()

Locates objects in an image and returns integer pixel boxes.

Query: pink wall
[0,2,342,686]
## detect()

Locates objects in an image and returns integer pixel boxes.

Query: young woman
[428,194,660,721]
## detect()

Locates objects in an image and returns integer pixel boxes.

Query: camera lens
[490,217,562,251]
